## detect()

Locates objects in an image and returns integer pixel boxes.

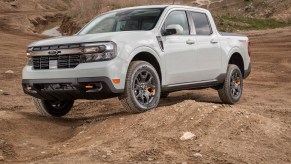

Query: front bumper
[22,77,123,100]
[22,57,128,90]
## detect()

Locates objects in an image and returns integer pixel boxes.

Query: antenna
[172,0,175,4]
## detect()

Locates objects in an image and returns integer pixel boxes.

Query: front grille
[32,55,81,69]
[33,44,81,51]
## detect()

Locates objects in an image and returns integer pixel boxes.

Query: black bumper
[244,63,251,79]
[22,77,123,100]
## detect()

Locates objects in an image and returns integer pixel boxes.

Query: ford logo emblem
[48,50,61,55]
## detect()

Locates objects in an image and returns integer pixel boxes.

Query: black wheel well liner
[131,52,162,82]
[228,53,244,76]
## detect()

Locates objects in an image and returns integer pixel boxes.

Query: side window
[164,11,190,35]
[191,12,212,35]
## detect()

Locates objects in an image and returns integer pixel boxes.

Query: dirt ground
[0,10,291,164]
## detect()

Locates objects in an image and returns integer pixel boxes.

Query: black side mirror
[163,28,177,36]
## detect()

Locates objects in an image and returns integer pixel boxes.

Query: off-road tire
[119,61,161,113]
[33,97,74,117]
[218,64,243,104]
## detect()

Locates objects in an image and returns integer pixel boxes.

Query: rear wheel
[33,97,74,117]
[218,64,243,104]
[119,61,161,113]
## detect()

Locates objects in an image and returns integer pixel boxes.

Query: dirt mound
[31,99,290,163]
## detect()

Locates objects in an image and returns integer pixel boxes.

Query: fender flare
[223,46,244,72]
[126,46,165,85]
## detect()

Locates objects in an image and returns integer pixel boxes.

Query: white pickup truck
[22,5,251,117]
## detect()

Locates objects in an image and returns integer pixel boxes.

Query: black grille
[33,44,81,51]
[32,55,81,69]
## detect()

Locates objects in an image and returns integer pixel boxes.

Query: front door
[162,10,197,85]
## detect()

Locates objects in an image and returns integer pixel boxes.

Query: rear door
[189,11,222,81]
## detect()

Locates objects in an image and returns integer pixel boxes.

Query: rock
[1,92,9,96]
[164,150,176,156]
[182,162,187,164]
[193,153,203,158]
[5,70,14,74]
[212,105,218,109]
[119,117,125,122]
[147,157,154,161]
[102,155,107,158]
[106,150,112,155]
[180,132,196,141]
[0,155,3,161]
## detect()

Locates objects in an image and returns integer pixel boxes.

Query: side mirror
[163,24,184,36]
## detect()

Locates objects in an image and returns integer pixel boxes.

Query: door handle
[210,39,218,44]
[186,40,195,45]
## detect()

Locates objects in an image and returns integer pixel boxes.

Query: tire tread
[119,61,160,113]
[33,98,51,117]
[218,64,243,104]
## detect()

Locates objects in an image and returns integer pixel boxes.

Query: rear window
[191,12,212,35]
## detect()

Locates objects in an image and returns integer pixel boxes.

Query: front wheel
[119,61,161,113]
[33,98,74,117]
[218,64,243,104]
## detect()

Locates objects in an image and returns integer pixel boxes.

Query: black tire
[160,92,170,98]
[33,97,74,117]
[218,64,243,104]
[119,61,161,113]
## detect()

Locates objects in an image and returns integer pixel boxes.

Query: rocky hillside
[206,0,291,22]
[0,0,70,12]
[0,0,70,34]
[207,0,291,31]
[59,0,291,35]
[0,0,290,35]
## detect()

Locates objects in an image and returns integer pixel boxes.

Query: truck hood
[29,31,149,47]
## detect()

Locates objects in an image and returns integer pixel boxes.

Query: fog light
[112,79,120,84]
[85,84,94,89]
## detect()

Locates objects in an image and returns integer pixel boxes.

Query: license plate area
[49,60,58,69]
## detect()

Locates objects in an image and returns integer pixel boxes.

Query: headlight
[26,47,33,66]
[80,42,117,62]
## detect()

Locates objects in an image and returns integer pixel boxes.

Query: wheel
[32,97,74,117]
[160,92,170,98]
[218,64,243,104]
[119,61,161,113]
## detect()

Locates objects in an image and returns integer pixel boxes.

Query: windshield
[78,8,164,35]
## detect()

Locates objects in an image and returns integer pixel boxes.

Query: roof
[110,5,207,13]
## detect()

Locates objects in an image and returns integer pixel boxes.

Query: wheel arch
[127,46,164,84]
[228,52,244,76]
[131,52,162,82]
